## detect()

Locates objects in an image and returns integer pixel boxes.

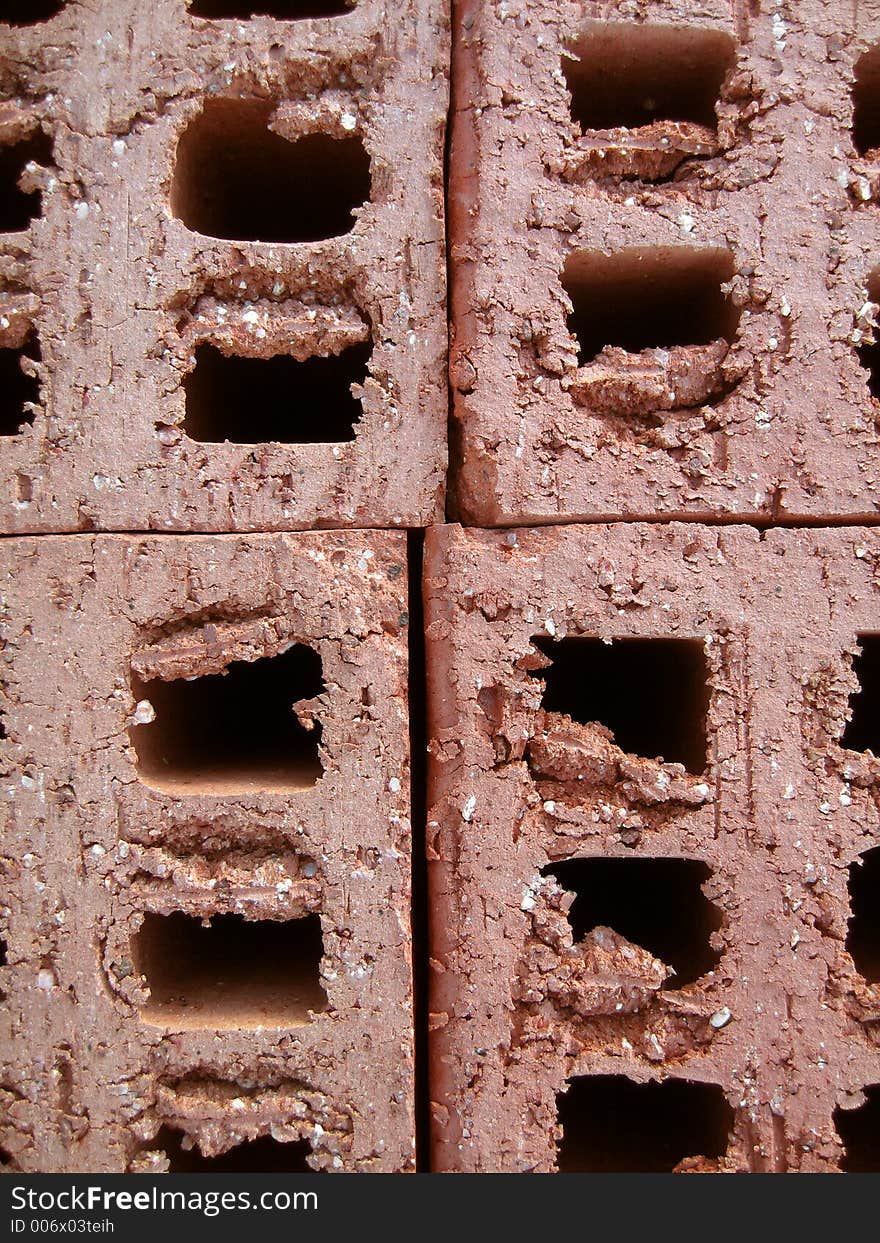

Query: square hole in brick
[530,636,709,773]
[0,334,40,435]
[853,46,880,156]
[130,643,324,794]
[564,24,734,134]
[847,846,880,982]
[1,3,65,25]
[857,277,880,401]
[842,634,880,754]
[543,857,722,988]
[171,99,370,243]
[189,0,351,16]
[835,1086,880,1171]
[151,1126,315,1172]
[0,131,52,231]
[133,911,328,1028]
[183,341,370,443]
[556,1075,733,1172]
[562,247,739,366]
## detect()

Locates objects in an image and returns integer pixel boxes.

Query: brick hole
[543,857,722,987]
[130,643,324,794]
[835,1086,880,1171]
[853,46,880,156]
[564,24,734,134]
[847,845,880,981]
[152,1126,315,1172]
[183,340,370,443]
[1,2,66,24]
[0,936,6,967]
[842,634,880,753]
[857,276,880,400]
[556,1075,733,1172]
[171,99,370,243]
[0,130,52,231]
[0,333,40,435]
[189,0,350,16]
[133,911,328,1028]
[563,247,739,366]
[530,636,709,773]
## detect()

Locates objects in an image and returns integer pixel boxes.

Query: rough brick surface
[449,0,880,524]
[426,522,880,1172]
[0,531,413,1172]
[0,0,447,533]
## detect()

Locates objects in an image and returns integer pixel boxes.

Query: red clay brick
[425,522,880,1172]
[0,530,413,1172]
[0,0,448,533]
[448,0,880,524]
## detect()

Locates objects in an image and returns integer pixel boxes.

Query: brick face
[0,0,448,533]
[425,522,880,1172]
[448,0,880,525]
[0,531,413,1171]
[9,0,880,1177]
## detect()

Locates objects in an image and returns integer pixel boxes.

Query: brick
[425,522,880,1172]
[448,0,880,524]
[0,530,413,1172]
[0,0,448,533]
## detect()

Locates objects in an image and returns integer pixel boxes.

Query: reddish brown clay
[0,530,413,1172]
[449,0,880,524]
[0,0,448,533]
[426,522,880,1172]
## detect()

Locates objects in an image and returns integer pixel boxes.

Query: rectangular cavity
[151,1126,314,1172]
[853,45,880,156]
[183,341,370,444]
[843,634,880,755]
[133,910,328,1029]
[562,247,739,365]
[530,635,709,773]
[847,845,880,982]
[564,24,735,133]
[0,335,39,436]
[543,856,722,988]
[836,1086,880,1172]
[171,99,370,243]
[129,643,324,794]
[0,129,52,232]
[556,1075,733,1172]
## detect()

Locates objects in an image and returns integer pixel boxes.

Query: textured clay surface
[449,0,880,524]
[426,522,880,1172]
[0,0,448,532]
[0,531,413,1172]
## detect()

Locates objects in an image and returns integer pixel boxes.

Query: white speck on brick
[132,699,155,725]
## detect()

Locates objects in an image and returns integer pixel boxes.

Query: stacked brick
[428,0,880,1173]
[7,0,880,1178]
[448,0,880,526]
[0,0,448,1172]
[426,522,880,1171]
